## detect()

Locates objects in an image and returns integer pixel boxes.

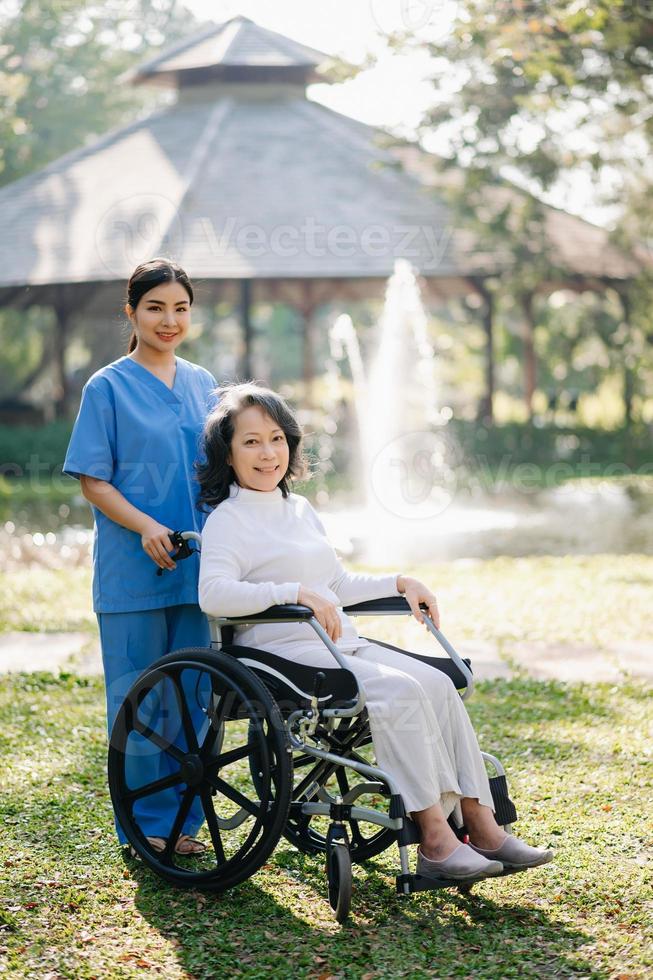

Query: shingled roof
[0,16,645,296]
[125,15,336,87]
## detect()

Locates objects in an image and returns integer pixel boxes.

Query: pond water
[2,479,652,571]
[322,480,653,564]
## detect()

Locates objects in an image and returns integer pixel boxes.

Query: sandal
[174,835,207,855]
[128,835,207,859]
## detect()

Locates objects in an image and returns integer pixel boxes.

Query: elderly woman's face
[228,405,290,492]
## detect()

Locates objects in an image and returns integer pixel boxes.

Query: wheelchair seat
[224,639,472,716]
[224,644,359,716]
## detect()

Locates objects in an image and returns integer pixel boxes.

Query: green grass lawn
[1,555,652,976]
[0,567,94,633]
[2,554,653,652]
[0,672,651,979]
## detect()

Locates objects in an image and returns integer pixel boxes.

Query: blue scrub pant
[98,604,211,844]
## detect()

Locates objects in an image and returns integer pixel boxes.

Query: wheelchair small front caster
[325,820,352,923]
[327,839,352,923]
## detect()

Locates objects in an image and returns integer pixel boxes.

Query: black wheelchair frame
[108,532,518,922]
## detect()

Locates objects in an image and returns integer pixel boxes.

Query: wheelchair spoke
[199,690,228,759]
[133,721,186,764]
[200,788,226,864]
[123,771,184,803]
[293,757,335,800]
[208,774,261,818]
[170,674,200,754]
[348,819,367,849]
[205,742,253,772]
[336,768,350,797]
[161,786,197,863]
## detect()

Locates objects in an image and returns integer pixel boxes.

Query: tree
[419,1,653,224]
[390,0,653,420]
[0,0,201,409]
[0,0,199,187]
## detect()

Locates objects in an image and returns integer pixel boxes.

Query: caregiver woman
[63,258,216,855]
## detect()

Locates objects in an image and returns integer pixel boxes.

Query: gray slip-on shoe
[469,834,554,869]
[417,843,504,881]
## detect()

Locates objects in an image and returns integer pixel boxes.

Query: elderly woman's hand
[297,586,343,643]
[396,575,440,629]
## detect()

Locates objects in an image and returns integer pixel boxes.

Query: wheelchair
[107,532,519,923]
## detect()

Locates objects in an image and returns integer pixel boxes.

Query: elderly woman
[197,383,552,883]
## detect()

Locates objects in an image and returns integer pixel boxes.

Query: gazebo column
[615,288,635,425]
[239,279,253,379]
[519,291,537,418]
[52,287,73,419]
[469,277,496,424]
[298,281,320,406]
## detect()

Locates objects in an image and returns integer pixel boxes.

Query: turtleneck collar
[228,483,284,503]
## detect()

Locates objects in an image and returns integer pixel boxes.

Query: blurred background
[0,1,652,652]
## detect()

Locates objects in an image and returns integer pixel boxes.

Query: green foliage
[422,1,653,200]
[390,0,653,413]
[0,420,73,475]
[450,418,653,471]
[0,0,200,187]
[417,0,653,269]
[0,1,205,406]
[0,305,53,400]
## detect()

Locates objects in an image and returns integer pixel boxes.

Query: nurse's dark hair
[196,382,308,510]
[125,257,193,354]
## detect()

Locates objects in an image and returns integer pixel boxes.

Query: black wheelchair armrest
[220,603,315,624]
[343,596,428,615]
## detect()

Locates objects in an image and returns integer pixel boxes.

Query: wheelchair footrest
[489,774,518,826]
[396,872,464,894]
[396,864,526,894]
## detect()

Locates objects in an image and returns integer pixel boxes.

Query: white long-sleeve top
[198,484,400,661]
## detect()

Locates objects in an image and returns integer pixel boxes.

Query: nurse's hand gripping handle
[155,530,201,576]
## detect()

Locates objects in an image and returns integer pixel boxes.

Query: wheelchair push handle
[155,530,202,576]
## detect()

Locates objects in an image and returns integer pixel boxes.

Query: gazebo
[0,15,646,418]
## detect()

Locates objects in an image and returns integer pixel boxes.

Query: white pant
[269,634,496,819]
[342,642,494,818]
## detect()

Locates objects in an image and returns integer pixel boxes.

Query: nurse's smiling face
[127,281,191,356]
[228,406,290,492]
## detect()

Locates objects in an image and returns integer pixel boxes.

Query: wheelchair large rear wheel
[108,648,292,891]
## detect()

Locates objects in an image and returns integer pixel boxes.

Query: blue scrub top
[64,356,217,613]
